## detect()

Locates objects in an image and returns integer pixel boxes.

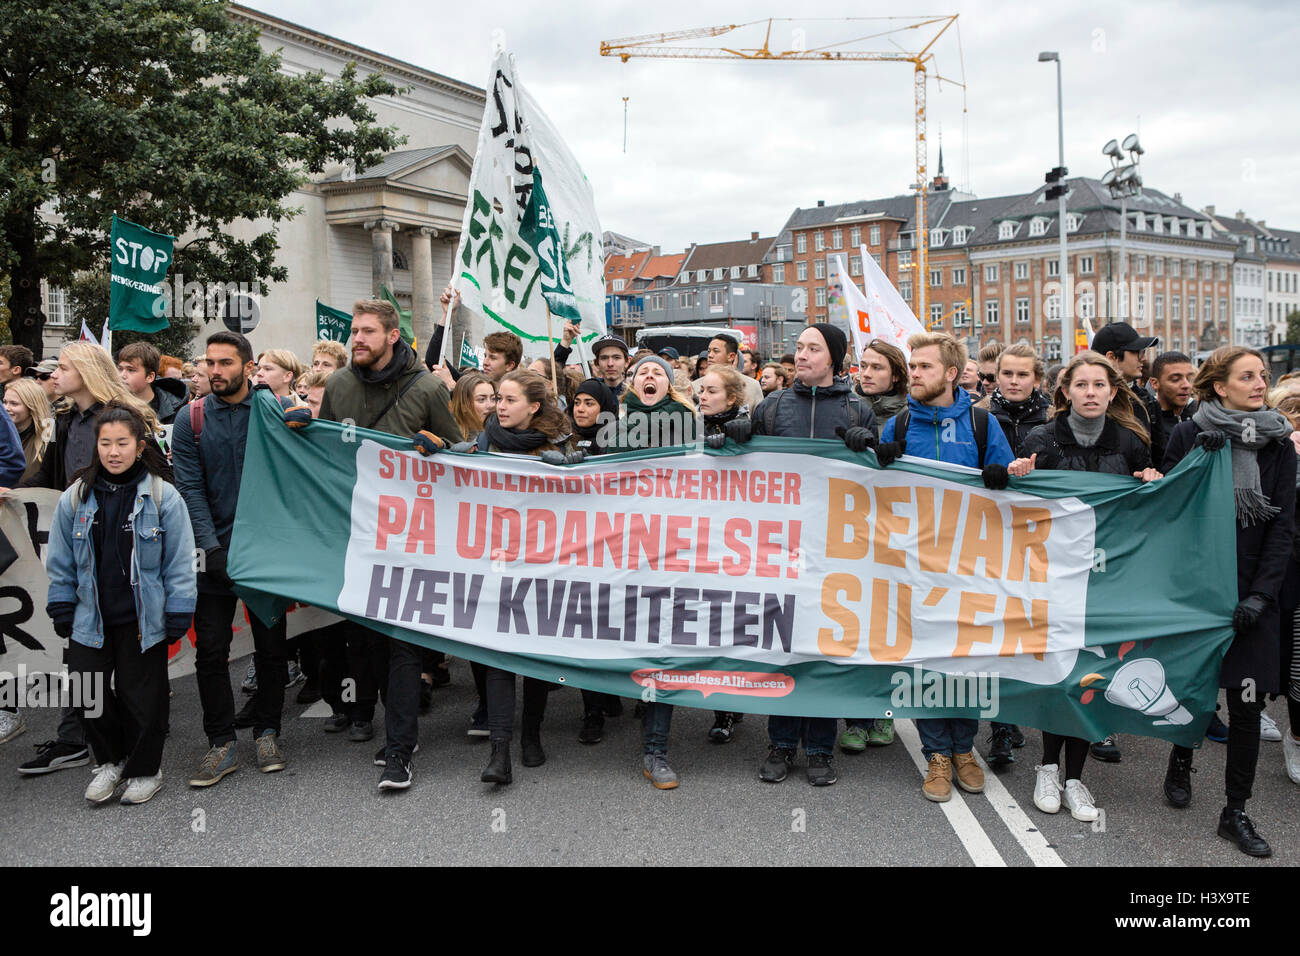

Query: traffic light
[1044,166,1069,202]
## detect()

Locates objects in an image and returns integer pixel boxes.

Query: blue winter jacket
[879,387,1015,468]
[45,472,198,651]
[0,406,26,486]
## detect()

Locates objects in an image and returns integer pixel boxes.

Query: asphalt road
[1,656,1296,867]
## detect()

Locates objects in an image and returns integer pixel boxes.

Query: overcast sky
[253,0,1299,252]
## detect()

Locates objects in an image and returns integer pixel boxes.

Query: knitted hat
[575,377,618,418]
[809,322,848,374]
[628,354,675,383]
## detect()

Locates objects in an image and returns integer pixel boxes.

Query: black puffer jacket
[754,376,874,439]
[980,389,1049,456]
[1019,413,1151,476]
[151,376,190,426]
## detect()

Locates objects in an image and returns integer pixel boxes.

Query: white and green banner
[109,214,175,334]
[449,49,605,354]
[231,392,1237,747]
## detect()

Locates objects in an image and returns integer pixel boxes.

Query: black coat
[1019,414,1152,476]
[981,390,1049,456]
[1165,420,1297,693]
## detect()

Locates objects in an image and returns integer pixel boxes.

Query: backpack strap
[757,389,784,435]
[971,406,990,467]
[891,407,910,442]
[364,369,428,431]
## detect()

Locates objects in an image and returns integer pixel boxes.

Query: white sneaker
[1032,763,1062,814]
[1259,712,1282,742]
[120,771,164,805]
[85,762,125,804]
[1283,730,1300,785]
[1063,779,1099,822]
[0,710,25,744]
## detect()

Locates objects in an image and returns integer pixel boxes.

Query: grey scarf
[1192,400,1292,526]
[1067,408,1105,448]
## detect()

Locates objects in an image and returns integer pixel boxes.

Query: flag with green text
[230,391,1237,748]
[449,49,605,353]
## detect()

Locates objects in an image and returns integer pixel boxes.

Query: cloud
[250,0,1300,247]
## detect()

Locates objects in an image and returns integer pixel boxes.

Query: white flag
[844,243,926,360]
[448,49,606,362]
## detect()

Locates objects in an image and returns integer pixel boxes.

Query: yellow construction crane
[600,16,964,322]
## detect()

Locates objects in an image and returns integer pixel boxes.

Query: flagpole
[545,304,560,400]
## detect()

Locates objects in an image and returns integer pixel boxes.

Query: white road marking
[894,719,1006,867]
[970,747,1067,867]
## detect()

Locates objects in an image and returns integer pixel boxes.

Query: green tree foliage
[0,0,404,357]
[1286,310,1300,346]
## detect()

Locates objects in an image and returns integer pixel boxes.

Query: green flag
[108,214,175,333]
[379,285,415,348]
[459,336,480,369]
[315,300,351,342]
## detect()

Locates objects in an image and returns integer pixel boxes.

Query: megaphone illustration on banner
[1103,658,1192,726]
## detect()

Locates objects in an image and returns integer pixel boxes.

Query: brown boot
[923,754,952,802]
[953,751,985,793]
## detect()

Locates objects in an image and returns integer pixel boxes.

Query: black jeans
[485,668,550,742]
[194,593,287,746]
[301,620,352,716]
[1173,688,1264,809]
[66,624,169,778]
[345,625,421,761]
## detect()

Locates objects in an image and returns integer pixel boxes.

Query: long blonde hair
[1050,350,1149,446]
[6,378,52,467]
[57,342,160,432]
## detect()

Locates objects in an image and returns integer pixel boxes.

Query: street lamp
[1100,134,1143,326]
[1039,51,1070,359]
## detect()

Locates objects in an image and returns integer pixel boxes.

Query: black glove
[283,406,312,429]
[412,430,443,456]
[205,547,233,588]
[565,448,587,464]
[48,601,75,639]
[539,450,567,466]
[705,432,727,449]
[724,417,753,444]
[981,463,1010,491]
[875,440,906,468]
[165,612,193,644]
[1232,593,1269,634]
[836,426,877,454]
[449,441,476,453]
[1195,429,1228,453]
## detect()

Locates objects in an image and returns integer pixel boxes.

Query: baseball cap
[657,346,680,361]
[590,333,629,358]
[1091,322,1158,357]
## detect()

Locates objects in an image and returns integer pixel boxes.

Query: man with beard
[173,331,297,788]
[309,299,461,792]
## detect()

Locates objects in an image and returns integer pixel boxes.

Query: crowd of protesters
[0,292,1298,860]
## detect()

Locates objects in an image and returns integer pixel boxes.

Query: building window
[814,259,826,280]
[1203,297,1212,322]
[1153,257,1164,276]
[899,250,912,267]
[1188,297,1197,323]
[772,264,784,284]
[952,303,968,327]
[796,261,808,282]
[930,268,943,287]
[45,285,70,327]
[679,291,693,308]
[985,300,1000,325]
[1135,255,1146,275]
[1155,294,1164,321]
[815,287,827,307]
[952,227,969,245]
[651,294,663,311]
[1079,290,1095,320]
[747,264,758,278]
[850,256,862,277]
[1066,214,1081,232]
[1046,294,1061,320]
[1079,255,1093,275]
[869,225,881,246]
[1188,260,1197,280]
[1047,259,1060,277]
[1135,290,1146,320]
[930,229,946,248]
[796,234,807,254]
[713,268,724,281]
[930,303,943,327]
[998,221,1016,240]
[697,270,709,282]
[392,249,409,271]
[1170,259,1181,278]
[1015,297,1030,324]
[814,232,825,252]
[873,253,882,267]
[900,281,912,302]
[1217,263,1227,281]
[1029,218,1047,237]
[831,229,843,250]
[952,267,967,286]
[850,227,861,246]
[1171,296,1180,322]
[612,279,625,291]
[1045,336,1062,361]
[710,289,725,307]
[1014,261,1029,281]
[984,264,998,284]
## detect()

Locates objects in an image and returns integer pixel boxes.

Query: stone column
[363,219,400,296]
[410,226,437,349]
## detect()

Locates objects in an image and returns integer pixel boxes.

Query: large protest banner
[230,392,1236,747]
[0,490,339,684]
[446,48,605,362]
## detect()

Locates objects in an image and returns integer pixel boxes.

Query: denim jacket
[46,472,198,651]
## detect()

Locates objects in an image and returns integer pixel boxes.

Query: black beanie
[575,377,618,418]
[809,323,848,375]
